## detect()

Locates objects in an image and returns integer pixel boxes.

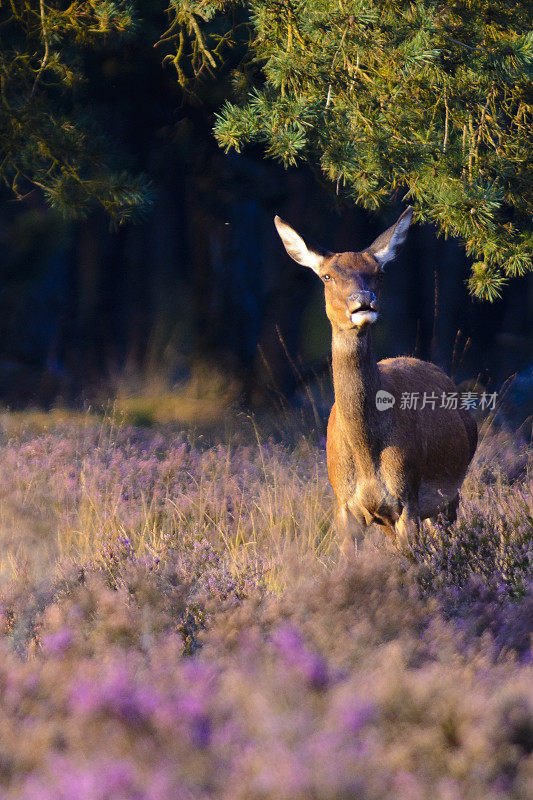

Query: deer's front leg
[395,504,420,553]
[337,503,367,559]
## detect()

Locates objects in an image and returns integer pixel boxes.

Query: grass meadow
[0,408,530,799]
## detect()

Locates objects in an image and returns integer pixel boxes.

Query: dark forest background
[0,3,531,422]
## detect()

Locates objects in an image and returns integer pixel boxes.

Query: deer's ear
[366,206,413,268]
[274,216,328,274]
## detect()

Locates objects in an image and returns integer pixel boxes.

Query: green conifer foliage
[0,1,152,223]
[168,1,532,299]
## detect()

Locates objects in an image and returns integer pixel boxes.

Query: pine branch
[169,0,533,298]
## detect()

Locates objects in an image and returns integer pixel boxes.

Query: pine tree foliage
[0,1,152,223]
[167,0,532,299]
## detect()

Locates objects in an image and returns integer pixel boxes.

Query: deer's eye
[322,273,332,282]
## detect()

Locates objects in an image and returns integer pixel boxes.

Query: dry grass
[0,412,335,590]
[0,411,530,593]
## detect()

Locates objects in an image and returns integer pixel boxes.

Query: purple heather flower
[272,624,329,690]
[339,697,377,734]
[41,628,73,656]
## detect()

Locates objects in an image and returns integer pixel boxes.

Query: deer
[274,208,478,555]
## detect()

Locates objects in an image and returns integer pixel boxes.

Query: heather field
[0,412,531,799]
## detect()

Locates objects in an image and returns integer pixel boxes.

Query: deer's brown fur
[275,208,477,553]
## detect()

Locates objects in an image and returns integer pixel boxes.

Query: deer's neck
[331,329,386,472]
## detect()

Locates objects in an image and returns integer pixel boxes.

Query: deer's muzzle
[347,291,378,326]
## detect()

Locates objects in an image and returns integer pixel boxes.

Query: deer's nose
[347,291,377,313]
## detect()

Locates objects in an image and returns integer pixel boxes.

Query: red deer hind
[275,208,477,554]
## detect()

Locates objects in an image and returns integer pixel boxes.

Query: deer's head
[274,208,413,333]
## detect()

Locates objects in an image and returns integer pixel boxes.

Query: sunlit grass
[0,411,334,591]
[56,428,336,594]
[0,408,530,598]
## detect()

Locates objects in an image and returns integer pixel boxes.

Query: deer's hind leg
[422,493,460,541]
[444,494,459,524]
[429,493,459,528]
